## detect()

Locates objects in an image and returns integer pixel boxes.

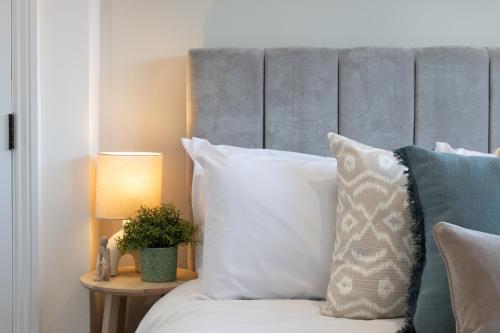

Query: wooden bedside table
[80,266,197,333]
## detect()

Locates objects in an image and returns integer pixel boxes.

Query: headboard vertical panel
[264,48,339,156]
[338,48,415,150]
[188,48,264,148]
[415,47,489,151]
[489,48,500,152]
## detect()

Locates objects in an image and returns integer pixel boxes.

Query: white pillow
[183,138,245,275]
[183,138,337,299]
[182,138,331,275]
[434,142,494,156]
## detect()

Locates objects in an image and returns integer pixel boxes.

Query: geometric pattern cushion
[321,133,413,319]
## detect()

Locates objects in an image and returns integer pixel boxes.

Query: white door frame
[11,0,38,332]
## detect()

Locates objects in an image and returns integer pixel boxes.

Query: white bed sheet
[137,279,404,333]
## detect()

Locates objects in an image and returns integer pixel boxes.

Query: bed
[137,280,404,332]
[137,47,500,333]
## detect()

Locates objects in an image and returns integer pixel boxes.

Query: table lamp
[95,152,163,276]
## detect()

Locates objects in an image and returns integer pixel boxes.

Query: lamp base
[108,227,141,276]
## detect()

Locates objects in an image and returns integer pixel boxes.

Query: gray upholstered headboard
[184,47,500,271]
[187,47,500,156]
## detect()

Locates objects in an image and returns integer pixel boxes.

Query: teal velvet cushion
[394,146,500,333]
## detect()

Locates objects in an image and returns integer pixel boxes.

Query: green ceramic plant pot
[139,247,177,282]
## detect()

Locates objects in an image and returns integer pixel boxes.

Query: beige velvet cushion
[434,222,500,333]
[321,133,413,319]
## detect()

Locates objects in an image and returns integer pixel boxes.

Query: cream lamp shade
[95,152,163,220]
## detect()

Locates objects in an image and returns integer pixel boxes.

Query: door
[0,0,12,331]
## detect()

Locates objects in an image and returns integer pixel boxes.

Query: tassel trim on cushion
[393,148,426,333]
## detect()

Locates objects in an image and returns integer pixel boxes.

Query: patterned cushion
[321,133,413,319]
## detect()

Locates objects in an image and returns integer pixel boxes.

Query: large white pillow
[183,138,337,299]
[182,138,333,275]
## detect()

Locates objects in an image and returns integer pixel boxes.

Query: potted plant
[116,204,197,282]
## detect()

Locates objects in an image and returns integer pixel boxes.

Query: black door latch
[8,113,14,150]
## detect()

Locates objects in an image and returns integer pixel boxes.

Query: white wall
[200,0,500,48]
[99,0,500,260]
[38,0,96,332]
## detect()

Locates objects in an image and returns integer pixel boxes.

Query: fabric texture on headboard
[414,47,489,151]
[265,48,339,156]
[188,48,264,148]
[490,47,500,151]
[185,46,500,273]
[339,47,414,150]
[188,46,499,154]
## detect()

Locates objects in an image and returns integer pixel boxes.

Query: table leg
[116,297,127,332]
[90,291,104,333]
[102,295,122,333]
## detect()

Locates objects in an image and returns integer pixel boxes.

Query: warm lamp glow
[95,152,163,220]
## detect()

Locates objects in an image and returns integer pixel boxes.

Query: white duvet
[137,280,404,333]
